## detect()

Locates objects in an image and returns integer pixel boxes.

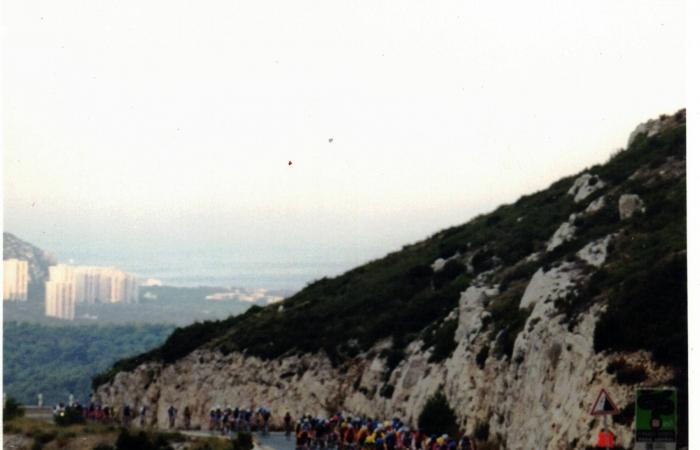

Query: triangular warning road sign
[590,388,620,416]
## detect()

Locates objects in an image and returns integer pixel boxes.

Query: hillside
[3,232,57,301]
[94,110,687,449]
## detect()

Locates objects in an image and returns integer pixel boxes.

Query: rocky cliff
[94,110,687,449]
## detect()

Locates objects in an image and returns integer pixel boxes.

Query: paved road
[178,430,294,450]
[256,432,296,450]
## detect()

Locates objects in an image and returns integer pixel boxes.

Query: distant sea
[54,251,361,292]
[130,260,353,291]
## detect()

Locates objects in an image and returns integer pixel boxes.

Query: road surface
[256,432,296,450]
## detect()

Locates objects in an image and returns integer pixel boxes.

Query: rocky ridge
[95,110,686,449]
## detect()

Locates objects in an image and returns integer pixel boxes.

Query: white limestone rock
[519,262,582,310]
[454,285,498,343]
[577,235,614,268]
[628,119,663,147]
[546,222,576,252]
[432,253,461,272]
[568,173,606,203]
[618,194,645,220]
[585,196,606,214]
[431,258,447,272]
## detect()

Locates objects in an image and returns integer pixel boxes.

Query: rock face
[576,235,614,268]
[627,110,685,147]
[95,261,673,449]
[618,194,645,220]
[546,222,576,252]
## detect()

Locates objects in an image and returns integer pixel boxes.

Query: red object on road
[596,430,615,448]
[288,161,293,166]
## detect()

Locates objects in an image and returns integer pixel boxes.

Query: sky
[1,0,686,289]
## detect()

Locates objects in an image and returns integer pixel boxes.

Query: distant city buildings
[205,287,283,304]
[45,277,75,320]
[45,264,139,320]
[141,278,163,287]
[3,259,29,301]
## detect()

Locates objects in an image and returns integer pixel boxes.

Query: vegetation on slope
[96,111,686,400]
[3,322,174,405]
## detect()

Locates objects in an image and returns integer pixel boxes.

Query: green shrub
[379,384,395,399]
[54,406,85,426]
[114,429,174,450]
[232,431,253,450]
[33,430,57,444]
[417,390,459,437]
[594,256,687,368]
[487,283,529,360]
[433,260,466,289]
[426,319,459,363]
[3,396,25,421]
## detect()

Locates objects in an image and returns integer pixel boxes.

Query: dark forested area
[3,322,174,405]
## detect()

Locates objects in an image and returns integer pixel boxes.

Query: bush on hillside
[426,319,459,363]
[417,390,459,437]
[232,432,253,450]
[433,260,466,289]
[114,429,174,450]
[594,256,687,368]
[54,405,85,426]
[3,396,24,421]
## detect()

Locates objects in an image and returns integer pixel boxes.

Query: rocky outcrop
[618,194,645,220]
[95,255,674,449]
[519,262,581,309]
[585,196,606,214]
[546,222,576,252]
[567,173,605,203]
[577,235,614,268]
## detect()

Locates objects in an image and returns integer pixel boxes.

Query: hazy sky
[1,1,686,287]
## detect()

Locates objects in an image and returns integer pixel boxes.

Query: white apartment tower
[45,264,139,319]
[45,279,75,320]
[3,259,29,301]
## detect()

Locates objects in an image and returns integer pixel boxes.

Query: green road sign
[635,388,677,443]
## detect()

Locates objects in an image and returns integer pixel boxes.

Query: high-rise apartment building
[3,259,29,301]
[45,264,139,319]
[45,279,75,320]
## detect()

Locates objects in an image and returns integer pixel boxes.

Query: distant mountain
[95,110,687,449]
[3,232,57,302]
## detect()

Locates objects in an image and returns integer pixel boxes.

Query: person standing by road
[285,412,293,437]
[122,404,132,427]
[168,405,178,429]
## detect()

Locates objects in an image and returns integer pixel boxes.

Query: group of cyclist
[56,399,478,449]
[285,413,478,450]
[207,406,272,435]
